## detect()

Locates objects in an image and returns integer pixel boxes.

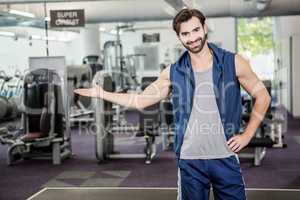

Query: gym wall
[274,15,300,117]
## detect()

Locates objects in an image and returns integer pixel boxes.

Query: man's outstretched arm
[74,66,171,110]
[228,54,271,153]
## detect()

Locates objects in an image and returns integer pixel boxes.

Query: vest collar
[176,42,223,75]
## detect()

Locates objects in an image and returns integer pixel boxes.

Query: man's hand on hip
[227,133,252,153]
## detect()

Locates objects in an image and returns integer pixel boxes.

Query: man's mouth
[188,39,202,48]
[190,42,200,48]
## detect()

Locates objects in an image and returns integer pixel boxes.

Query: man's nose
[189,32,199,43]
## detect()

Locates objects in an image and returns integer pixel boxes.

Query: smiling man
[74,8,271,200]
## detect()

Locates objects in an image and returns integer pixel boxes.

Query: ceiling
[0,0,188,27]
[0,0,300,41]
[0,0,300,25]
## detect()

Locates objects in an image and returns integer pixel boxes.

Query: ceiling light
[8,9,35,18]
[31,35,41,40]
[99,27,106,32]
[110,29,117,34]
[42,36,56,41]
[0,31,15,37]
[110,29,123,35]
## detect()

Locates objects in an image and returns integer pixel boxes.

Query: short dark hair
[172,8,206,35]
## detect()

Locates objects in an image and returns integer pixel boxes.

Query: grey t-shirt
[180,64,235,159]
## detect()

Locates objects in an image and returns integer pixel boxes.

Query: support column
[80,24,101,58]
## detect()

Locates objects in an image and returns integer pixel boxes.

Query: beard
[183,33,207,54]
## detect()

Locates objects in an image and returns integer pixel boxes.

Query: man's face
[178,16,207,54]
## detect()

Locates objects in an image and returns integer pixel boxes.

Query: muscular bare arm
[228,54,271,153]
[74,66,171,110]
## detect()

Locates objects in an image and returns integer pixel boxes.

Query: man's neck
[189,43,212,69]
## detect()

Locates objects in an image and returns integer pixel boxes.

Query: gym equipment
[67,56,104,125]
[240,124,274,166]
[262,80,287,148]
[239,95,274,166]
[13,70,24,97]
[93,71,114,162]
[94,72,160,164]
[1,70,24,99]
[160,98,175,150]
[0,70,12,95]
[0,68,71,165]
[82,55,103,77]
[0,70,23,121]
[67,65,95,124]
[138,76,161,163]
[0,96,18,121]
[103,25,143,92]
[238,80,286,166]
[267,112,286,148]
[123,54,145,90]
[103,40,125,91]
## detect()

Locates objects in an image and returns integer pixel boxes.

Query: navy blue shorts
[177,155,246,200]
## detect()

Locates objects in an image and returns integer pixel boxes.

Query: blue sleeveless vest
[170,42,242,158]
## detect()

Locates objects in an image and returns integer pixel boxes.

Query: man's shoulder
[208,42,235,57]
[173,50,189,66]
